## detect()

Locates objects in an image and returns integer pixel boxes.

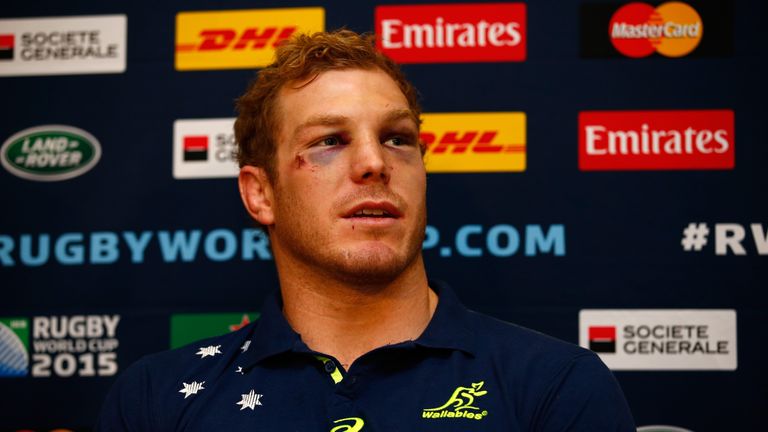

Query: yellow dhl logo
[420,112,526,172]
[175,8,325,71]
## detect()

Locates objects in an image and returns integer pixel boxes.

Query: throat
[281,281,437,368]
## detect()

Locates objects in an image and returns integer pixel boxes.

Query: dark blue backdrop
[1,0,765,430]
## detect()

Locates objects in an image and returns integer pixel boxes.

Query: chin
[329,244,417,286]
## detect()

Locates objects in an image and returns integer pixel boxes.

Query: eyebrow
[384,108,419,126]
[292,109,419,141]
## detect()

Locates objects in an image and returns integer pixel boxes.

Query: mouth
[342,202,402,220]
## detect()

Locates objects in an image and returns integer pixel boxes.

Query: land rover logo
[1,125,101,181]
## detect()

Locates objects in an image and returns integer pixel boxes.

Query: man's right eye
[321,136,341,146]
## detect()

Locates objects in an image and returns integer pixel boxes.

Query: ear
[238,165,275,226]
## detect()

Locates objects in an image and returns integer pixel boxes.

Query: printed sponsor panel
[0,223,564,268]
[421,112,526,172]
[173,118,239,179]
[578,110,734,171]
[0,315,121,378]
[376,3,526,63]
[580,1,733,58]
[1,125,101,181]
[579,309,737,370]
[175,8,324,71]
[0,317,29,377]
[0,15,126,76]
[681,222,768,255]
[170,312,260,349]
[422,224,565,258]
[0,34,14,59]
[610,2,702,58]
[0,228,273,267]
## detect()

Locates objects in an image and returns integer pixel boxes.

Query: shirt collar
[240,279,477,369]
[239,290,303,369]
[413,280,477,356]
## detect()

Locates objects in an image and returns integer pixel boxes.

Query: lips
[342,201,402,219]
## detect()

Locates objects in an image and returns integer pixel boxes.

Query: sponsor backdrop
[1,0,765,430]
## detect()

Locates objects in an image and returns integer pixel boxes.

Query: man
[97,30,635,431]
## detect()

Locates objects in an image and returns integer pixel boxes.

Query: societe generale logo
[0,15,126,77]
[175,8,324,71]
[421,112,526,173]
[610,2,702,58]
[0,34,14,60]
[579,110,734,171]
[173,118,239,179]
[579,309,737,371]
[376,3,526,63]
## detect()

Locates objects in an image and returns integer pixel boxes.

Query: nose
[350,135,389,184]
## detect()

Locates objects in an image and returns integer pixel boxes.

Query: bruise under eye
[301,143,343,167]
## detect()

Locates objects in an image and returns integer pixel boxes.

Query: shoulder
[126,323,253,389]
[463,311,634,430]
[144,325,252,373]
[96,323,256,431]
[465,310,620,396]
[465,309,593,368]
[430,280,598,384]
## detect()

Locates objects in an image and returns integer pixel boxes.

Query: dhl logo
[175,8,324,71]
[420,112,526,172]
[176,27,297,52]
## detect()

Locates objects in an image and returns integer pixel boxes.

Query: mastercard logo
[609,1,702,58]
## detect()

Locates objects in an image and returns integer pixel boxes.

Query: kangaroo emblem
[425,381,488,412]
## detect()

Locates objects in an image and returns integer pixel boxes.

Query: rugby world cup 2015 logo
[0,317,29,377]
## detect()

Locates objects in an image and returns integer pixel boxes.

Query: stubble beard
[271,188,427,289]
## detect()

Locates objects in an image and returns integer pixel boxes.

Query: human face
[269,68,426,285]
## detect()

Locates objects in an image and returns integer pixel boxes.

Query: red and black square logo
[0,34,14,60]
[589,326,616,353]
[183,136,208,161]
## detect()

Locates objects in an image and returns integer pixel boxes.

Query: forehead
[274,68,412,135]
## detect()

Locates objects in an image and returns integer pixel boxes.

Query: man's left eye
[385,137,406,146]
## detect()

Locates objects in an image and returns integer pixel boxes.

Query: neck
[277,256,436,370]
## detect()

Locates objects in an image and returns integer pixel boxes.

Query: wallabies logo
[422,381,489,421]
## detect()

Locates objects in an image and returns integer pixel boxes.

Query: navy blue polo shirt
[97,281,635,431]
